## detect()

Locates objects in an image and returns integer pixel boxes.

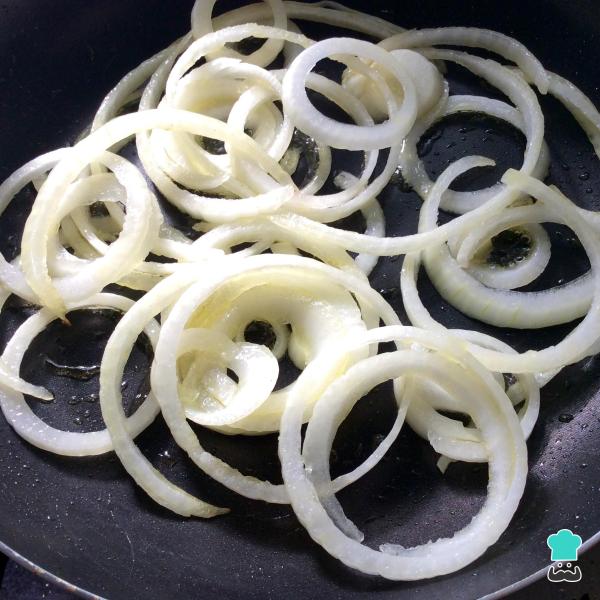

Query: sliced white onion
[281,325,527,580]
[0,293,160,455]
[282,37,418,151]
[1,0,598,583]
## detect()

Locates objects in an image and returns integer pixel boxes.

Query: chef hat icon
[547,529,583,561]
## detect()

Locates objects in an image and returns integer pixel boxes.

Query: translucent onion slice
[402,160,600,374]
[0,293,160,455]
[282,37,418,151]
[342,49,444,121]
[101,254,398,513]
[397,50,546,214]
[192,0,288,67]
[99,267,229,517]
[281,325,527,580]
[21,108,295,315]
[405,329,540,463]
[380,27,550,93]
[210,1,403,40]
[413,160,591,328]
[0,149,68,302]
[150,254,397,501]
[177,328,279,427]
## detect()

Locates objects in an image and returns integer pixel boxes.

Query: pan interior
[0,1,599,598]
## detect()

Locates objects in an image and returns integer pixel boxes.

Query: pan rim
[1,530,599,599]
[0,539,102,600]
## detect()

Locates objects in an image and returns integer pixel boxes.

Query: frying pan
[1,1,600,598]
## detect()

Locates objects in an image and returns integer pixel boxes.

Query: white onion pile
[1,0,599,581]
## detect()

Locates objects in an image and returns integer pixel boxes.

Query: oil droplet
[579,172,590,181]
[558,413,574,423]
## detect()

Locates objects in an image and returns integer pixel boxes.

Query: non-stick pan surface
[1,1,600,598]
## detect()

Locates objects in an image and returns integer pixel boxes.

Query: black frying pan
[1,1,600,598]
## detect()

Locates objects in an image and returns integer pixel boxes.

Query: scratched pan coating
[1,1,600,598]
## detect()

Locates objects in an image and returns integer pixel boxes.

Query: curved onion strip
[282,37,418,151]
[210,1,403,40]
[402,160,600,373]
[284,72,394,222]
[399,93,549,214]
[407,160,591,328]
[281,325,527,580]
[192,0,288,67]
[150,254,398,501]
[177,328,279,427]
[265,183,518,256]
[165,24,313,102]
[99,267,228,517]
[397,49,546,214]
[380,27,550,93]
[91,43,177,131]
[21,108,295,315]
[0,294,160,455]
[405,329,539,463]
[50,152,162,302]
[457,217,551,290]
[0,149,68,301]
[100,255,401,512]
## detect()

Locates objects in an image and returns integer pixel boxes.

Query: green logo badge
[547,529,582,561]
[546,529,583,584]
